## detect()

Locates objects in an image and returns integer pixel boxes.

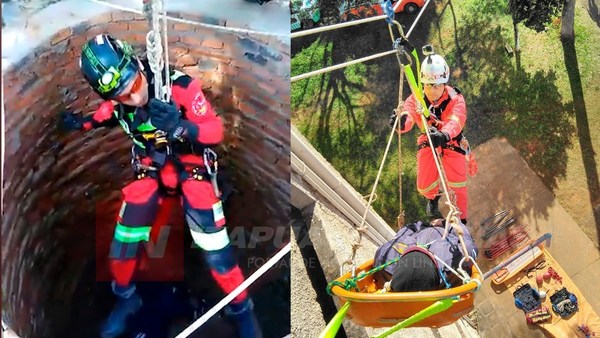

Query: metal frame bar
[291,49,396,82]
[291,0,433,81]
[291,0,403,38]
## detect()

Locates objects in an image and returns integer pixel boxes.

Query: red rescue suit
[399,86,469,219]
[81,61,248,304]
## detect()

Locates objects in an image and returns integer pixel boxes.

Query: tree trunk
[561,0,575,42]
[513,17,520,52]
[513,16,521,70]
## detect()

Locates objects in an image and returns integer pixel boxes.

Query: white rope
[160,0,171,101]
[342,114,400,276]
[174,243,291,338]
[88,0,288,38]
[342,18,408,275]
[145,0,165,100]
[433,254,483,288]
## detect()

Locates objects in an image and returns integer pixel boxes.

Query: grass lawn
[291,0,600,246]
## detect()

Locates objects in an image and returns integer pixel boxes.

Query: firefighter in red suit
[390,47,471,224]
[61,34,262,338]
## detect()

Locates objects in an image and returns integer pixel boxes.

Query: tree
[560,0,575,42]
[509,0,565,33]
[508,0,565,68]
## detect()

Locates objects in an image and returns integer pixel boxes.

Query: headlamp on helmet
[79,34,139,99]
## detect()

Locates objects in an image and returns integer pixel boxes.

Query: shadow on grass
[453,6,575,222]
[291,6,437,227]
[589,0,600,28]
[561,38,600,244]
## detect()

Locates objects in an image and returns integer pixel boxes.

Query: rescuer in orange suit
[390,45,476,224]
[60,34,262,338]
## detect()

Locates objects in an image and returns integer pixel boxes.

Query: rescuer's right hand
[60,111,83,131]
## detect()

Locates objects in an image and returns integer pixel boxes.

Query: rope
[387,20,406,228]
[143,0,169,102]
[88,0,288,38]
[161,0,171,101]
[328,257,401,295]
[433,254,483,290]
[339,4,433,276]
[341,113,402,277]
[341,18,409,276]
[174,243,291,338]
[401,61,471,260]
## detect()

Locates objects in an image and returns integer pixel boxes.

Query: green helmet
[79,34,140,99]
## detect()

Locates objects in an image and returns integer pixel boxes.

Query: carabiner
[340,261,357,278]
[203,148,218,176]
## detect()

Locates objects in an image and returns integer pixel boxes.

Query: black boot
[426,195,443,220]
[225,298,263,338]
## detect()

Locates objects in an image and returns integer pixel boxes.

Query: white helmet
[420,54,449,84]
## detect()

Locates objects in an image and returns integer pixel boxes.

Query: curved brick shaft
[2,10,290,337]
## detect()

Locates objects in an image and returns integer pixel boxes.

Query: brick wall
[2,11,290,337]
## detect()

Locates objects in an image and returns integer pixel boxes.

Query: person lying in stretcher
[373,219,478,291]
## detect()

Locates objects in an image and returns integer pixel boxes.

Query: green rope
[326,257,401,295]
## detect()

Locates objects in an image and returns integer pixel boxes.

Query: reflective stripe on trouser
[109,178,160,286]
[416,145,468,219]
[182,179,248,303]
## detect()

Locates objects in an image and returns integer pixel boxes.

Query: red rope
[483,224,530,260]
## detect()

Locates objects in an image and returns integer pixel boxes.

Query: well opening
[2,11,290,338]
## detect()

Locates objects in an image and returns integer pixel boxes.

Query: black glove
[60,111,83,131]
[389,113,407,130]
[148,98,182,134]
[428,126,450,148]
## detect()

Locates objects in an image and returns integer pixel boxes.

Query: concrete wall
[1,9,290,337]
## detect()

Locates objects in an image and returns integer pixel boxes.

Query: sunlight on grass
[291,38,332,112]
[291,35,429,226]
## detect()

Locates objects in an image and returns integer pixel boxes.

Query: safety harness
[113,64,223,197]
[416,87,470,156]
